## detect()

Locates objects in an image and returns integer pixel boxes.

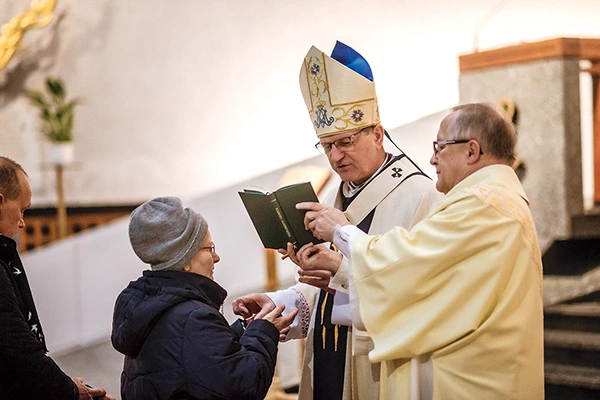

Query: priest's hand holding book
[296,201,350,243]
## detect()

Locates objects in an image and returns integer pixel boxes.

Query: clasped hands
[73,377,115,400]
[231,297,298,341]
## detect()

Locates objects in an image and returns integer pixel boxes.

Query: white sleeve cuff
[333,224,366,258]
[267,289,307,340]
[331,292,352,326]
[329,256,349,293]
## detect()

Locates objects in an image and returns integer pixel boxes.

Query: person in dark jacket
[0,156,114,400]
[112,197,297,400]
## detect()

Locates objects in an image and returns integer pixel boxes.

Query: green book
[239,181,324,251]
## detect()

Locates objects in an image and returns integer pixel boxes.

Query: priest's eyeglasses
[433,139,483,155]
[199,244,216,254]
[315,126,369,155]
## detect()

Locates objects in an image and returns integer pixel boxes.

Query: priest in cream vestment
[232,42,441,400]
[298,103,544,400]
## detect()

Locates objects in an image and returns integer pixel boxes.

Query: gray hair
[0,156,27,200]
[448,103,517,165]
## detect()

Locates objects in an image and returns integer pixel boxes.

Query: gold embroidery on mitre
[300,46,380,138]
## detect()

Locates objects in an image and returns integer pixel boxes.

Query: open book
[239,181,324,251]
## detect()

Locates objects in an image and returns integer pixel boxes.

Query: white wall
[1,0,600,208]
[23,219,141,353]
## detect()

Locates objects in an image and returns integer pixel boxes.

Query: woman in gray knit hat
[111,197,297,400]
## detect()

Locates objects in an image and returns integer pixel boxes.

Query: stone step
[544,272,600,305]
[571,210,600,240]
[545,363,600,391]
[573,291,600,303]
[545,329,600,350]
[544,302,600,333]
[545,329,600,368]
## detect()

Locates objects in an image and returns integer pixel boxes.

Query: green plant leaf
[27,77,79,143]
[46,78,65,99]
[26,91,48,108]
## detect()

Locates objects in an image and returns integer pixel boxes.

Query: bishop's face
[320,125,385,185]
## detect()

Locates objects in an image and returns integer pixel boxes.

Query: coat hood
[111,270,227,356]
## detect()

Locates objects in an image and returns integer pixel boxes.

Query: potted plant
[26,77,80,165]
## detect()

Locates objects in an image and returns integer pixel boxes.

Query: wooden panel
[18,210,131,253]
[459,37,600,72]
[264,249,279,292]
[579,39,600,60]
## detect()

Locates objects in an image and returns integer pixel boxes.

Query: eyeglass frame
[315,126,371,155]
[199,244,216,254]
[432,139,483,155]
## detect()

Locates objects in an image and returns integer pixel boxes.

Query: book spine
[270,195,297,249]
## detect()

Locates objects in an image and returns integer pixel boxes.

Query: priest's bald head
[430,103,517,194]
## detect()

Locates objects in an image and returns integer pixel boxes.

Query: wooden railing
[17,206,137,253]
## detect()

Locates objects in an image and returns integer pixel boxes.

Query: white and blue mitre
[299,41,380,139]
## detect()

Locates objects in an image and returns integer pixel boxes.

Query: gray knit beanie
[129,197,208,271]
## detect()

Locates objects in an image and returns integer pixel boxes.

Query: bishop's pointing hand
[296,202,349,243]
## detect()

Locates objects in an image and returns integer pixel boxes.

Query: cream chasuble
[347,165,544,400]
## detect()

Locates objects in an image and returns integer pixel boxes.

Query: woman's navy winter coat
[111,270,279,400]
